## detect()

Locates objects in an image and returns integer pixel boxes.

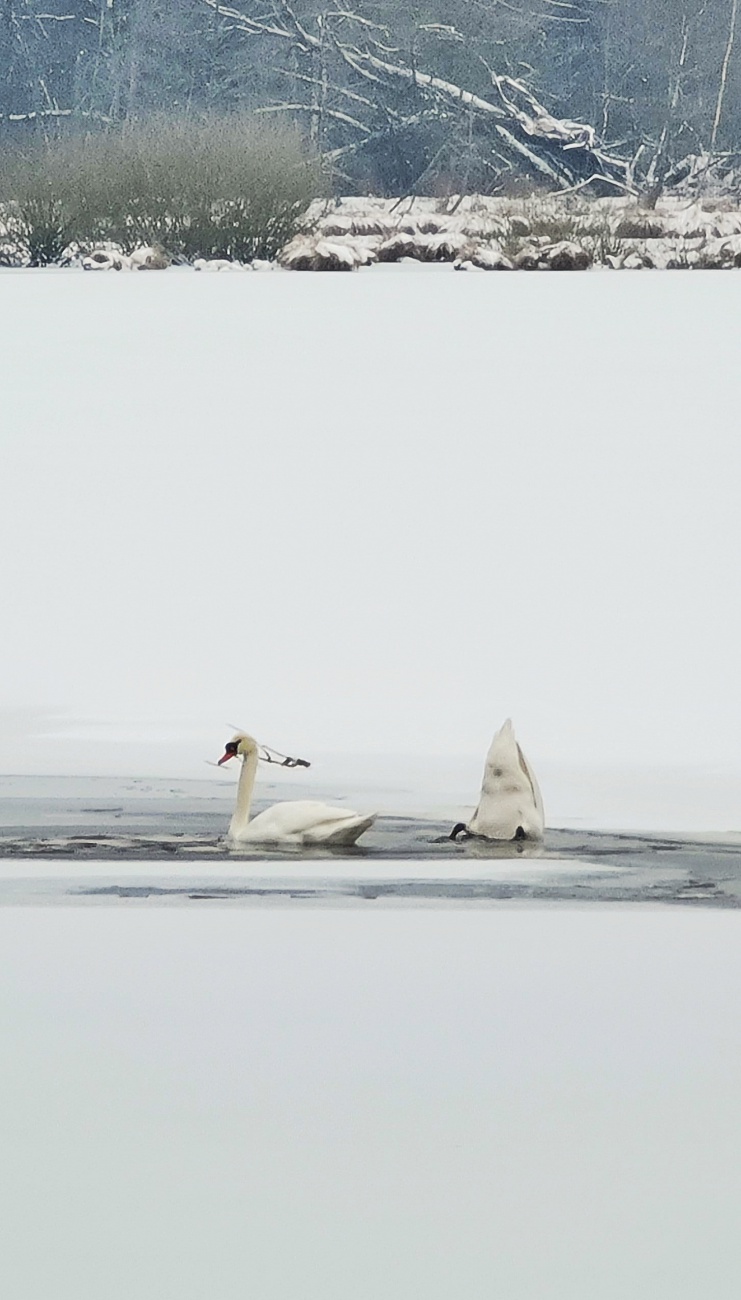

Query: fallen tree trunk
[198,0,634,194]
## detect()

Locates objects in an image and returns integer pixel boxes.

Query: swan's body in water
[218,733,377,845]
[452,719,545,842]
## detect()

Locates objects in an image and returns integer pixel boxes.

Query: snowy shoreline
[6,193,741,272]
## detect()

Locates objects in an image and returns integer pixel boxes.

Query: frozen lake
[3,264,741,1298]
[1,904,741,1300]
[2,269,741,797]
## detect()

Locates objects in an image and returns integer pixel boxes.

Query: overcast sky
[1,270,740,778]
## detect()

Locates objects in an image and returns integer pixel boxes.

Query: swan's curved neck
[229,750,259,837]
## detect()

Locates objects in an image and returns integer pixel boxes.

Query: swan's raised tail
[466,719,545,842]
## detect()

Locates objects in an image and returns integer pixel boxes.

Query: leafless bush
[0,116,322,264]
[0,145,80,265]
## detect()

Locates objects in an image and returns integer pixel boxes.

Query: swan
[217,733,377,845]
[451,719,545,842]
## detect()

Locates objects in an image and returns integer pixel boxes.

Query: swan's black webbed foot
[449,822,469,841]
[513,825,526,841]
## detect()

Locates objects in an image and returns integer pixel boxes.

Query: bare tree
[1,0,740,195]
[711,0,739,151]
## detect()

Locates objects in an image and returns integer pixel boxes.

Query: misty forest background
[1,0,741,197]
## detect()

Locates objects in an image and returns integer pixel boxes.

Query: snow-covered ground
[284,193,741,271]
[6,193,741,271]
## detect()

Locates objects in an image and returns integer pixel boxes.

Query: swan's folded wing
[249,800,371,839]
[303,812,377,845]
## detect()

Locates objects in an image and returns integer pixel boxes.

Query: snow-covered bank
[6,193,741,272]
[285,193,741,271]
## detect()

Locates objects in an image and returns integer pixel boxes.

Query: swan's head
[217,733,258,765]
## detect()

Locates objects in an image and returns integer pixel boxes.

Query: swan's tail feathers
[312,812,378,846]
[469,718,546,841]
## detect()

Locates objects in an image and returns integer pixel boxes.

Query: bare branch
[256,102,371,132]
[0,107,112,123]
[334,42,509,118]
[199,0,296,44]
[271,65,375,111]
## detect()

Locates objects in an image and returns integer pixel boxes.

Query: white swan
[452,719,545,842]
[217,733,377,846]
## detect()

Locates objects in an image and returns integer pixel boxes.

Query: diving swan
[451,719,545,842]
[217,733,377,845]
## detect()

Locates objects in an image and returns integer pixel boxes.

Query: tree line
[1,0,739,193]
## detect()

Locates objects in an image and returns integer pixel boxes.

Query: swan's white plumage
[221,733,376,846]
[466,719,545,841]
[239,801,377,845]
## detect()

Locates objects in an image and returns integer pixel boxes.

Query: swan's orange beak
[217,751,235,765]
